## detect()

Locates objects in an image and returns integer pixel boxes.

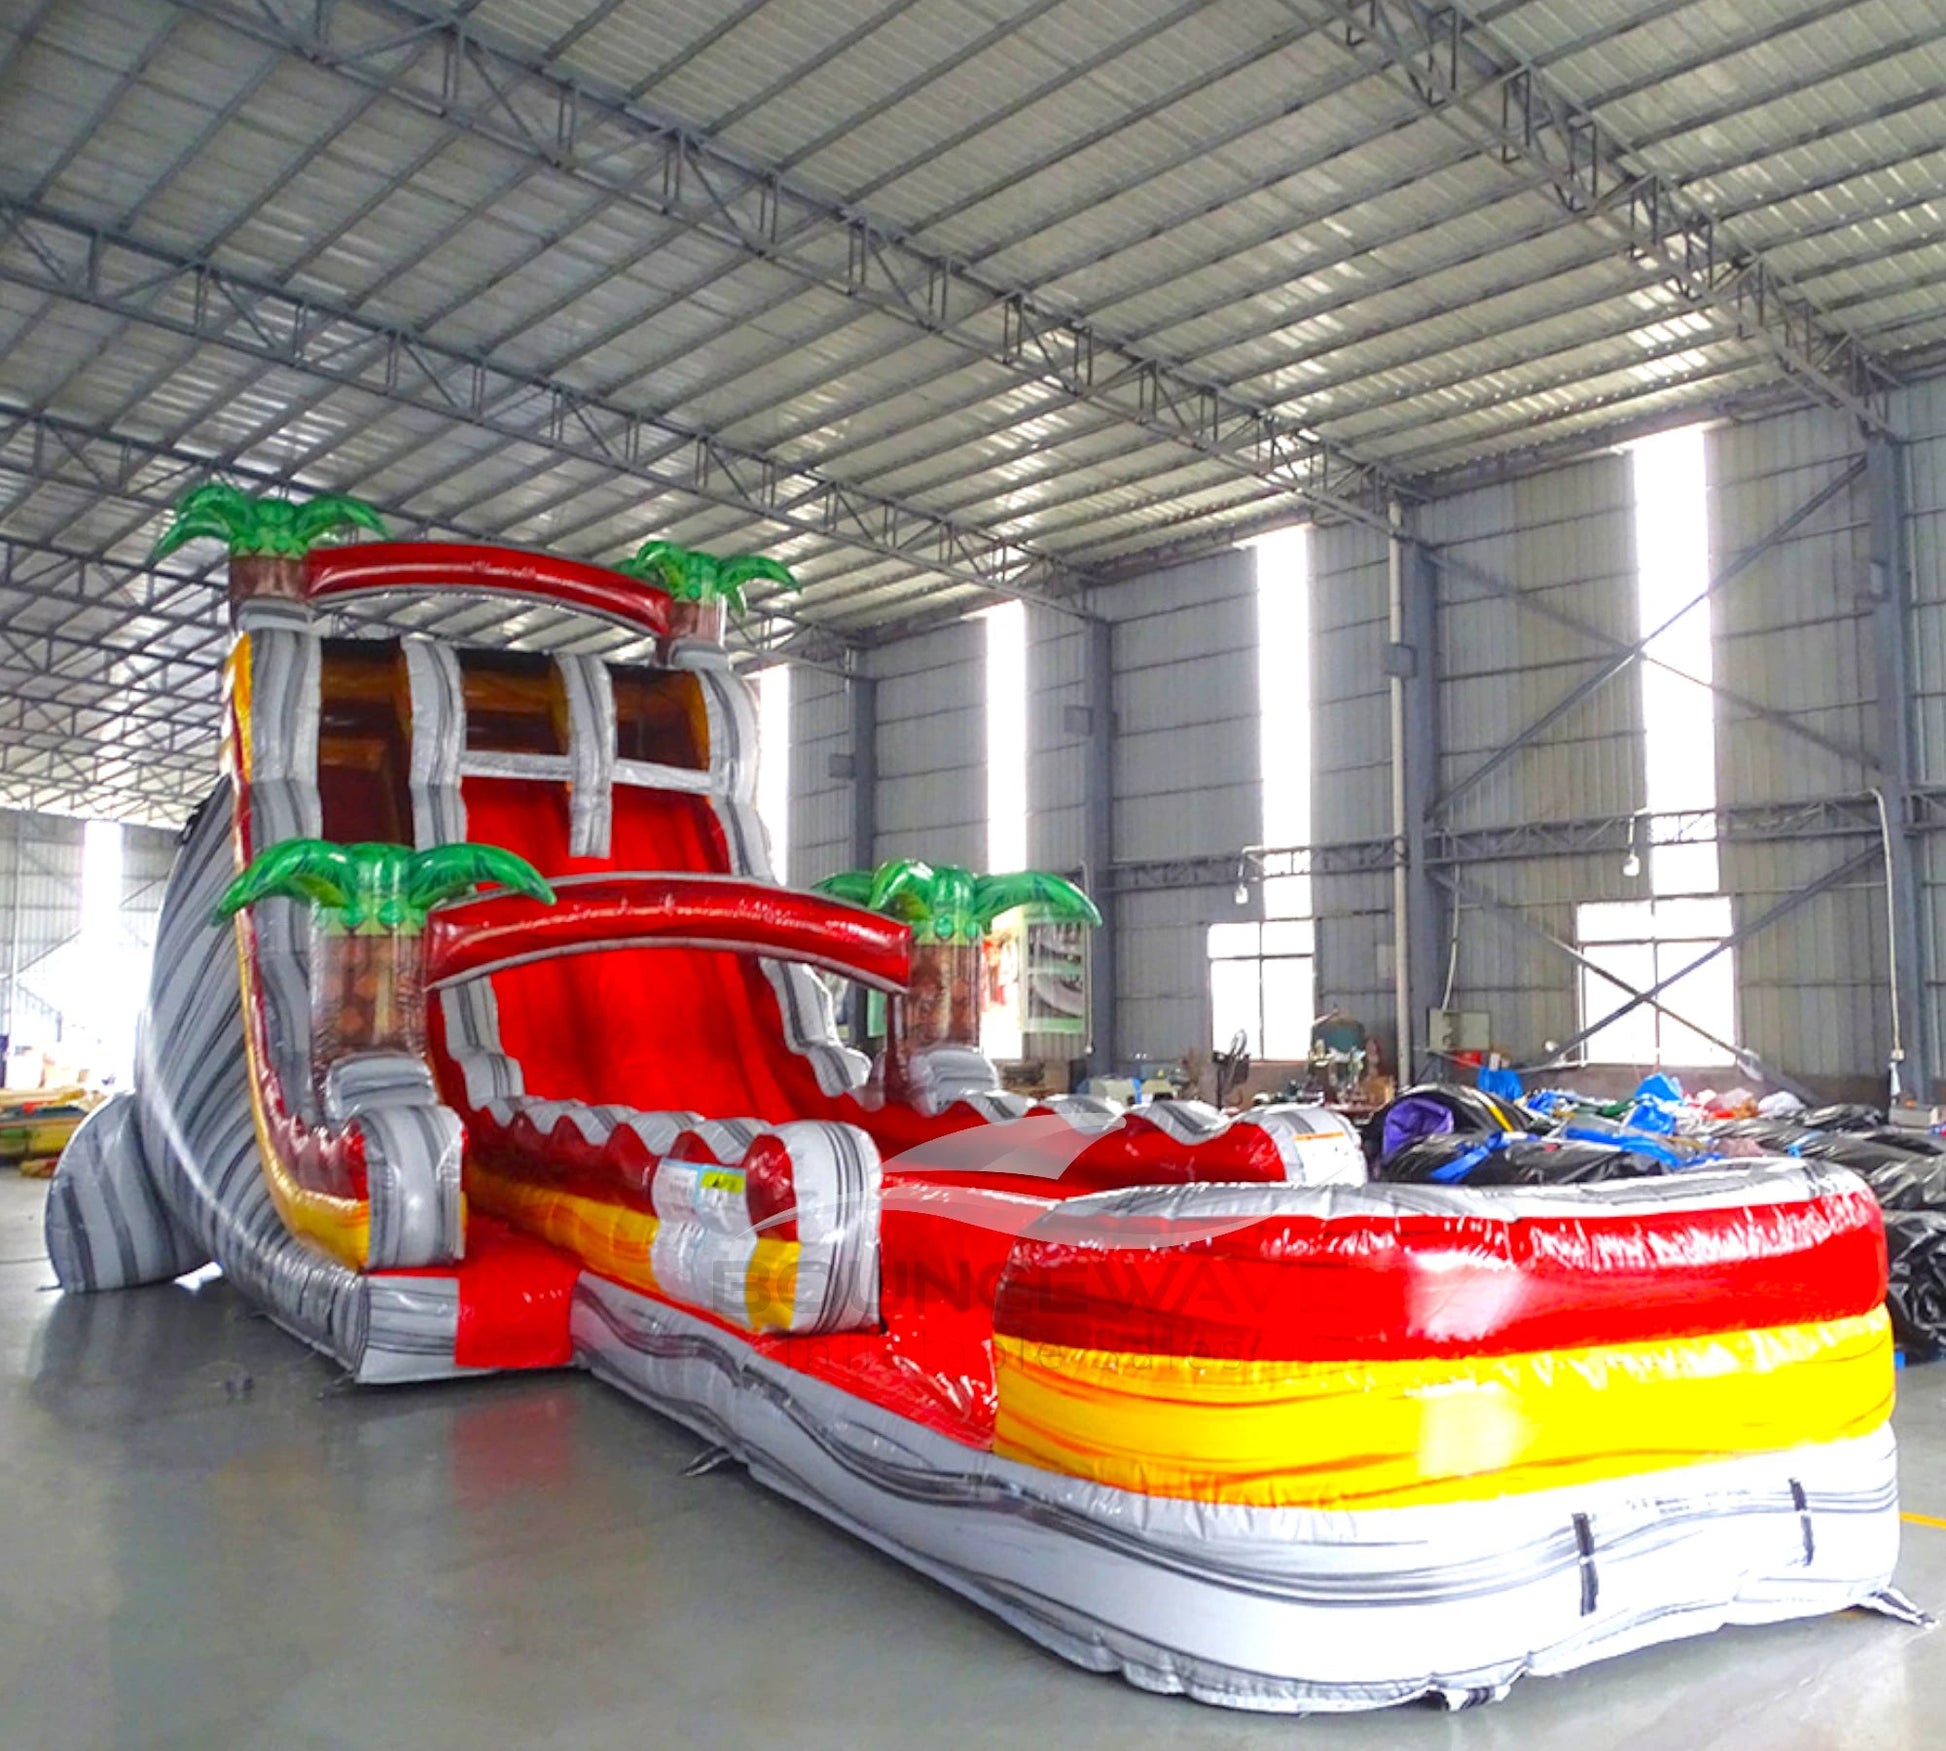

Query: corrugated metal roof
[0,0,1941,818]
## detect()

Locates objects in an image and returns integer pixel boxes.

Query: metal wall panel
[1309,522,1394,1051]
[836,379,1946,1092]
[868,620,986,867]
[0,810,84,1044]
[1453,878,1607,1061]
[1311,867,1395,1052]
[1106,549,1259,1056]
[1708,410,1885,1082]
[1109,548,1260,862]
[1421,455,1641,835]
[1311,522,1392,845]
[1028,606,1087,874]
[1386,458,1639,1065]
[1731,851,1888,1081]
[1446,852,1640,1067]
[1115,885,1221,1066]
[1711,407,1877,806]
[119,820,178,958]
[789,666,853,886]
[1904,376,1946,784]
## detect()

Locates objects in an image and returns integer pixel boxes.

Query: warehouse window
[1209,919,1316,1059]
[28,820,141,1085]
[982,601,1028,1058]
[1632,425,1721,898]
[1574,426,1734,1064]
[755,663,791,885]
[1208,528,1316,1057]
[1577,897,1735,1066]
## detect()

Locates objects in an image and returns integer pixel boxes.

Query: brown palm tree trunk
[881,939,984,1105]
[227,553,308,620]
[881,994,911,1105]
[904,940,982,1047]
[666,598,725,642]
[310,924,427,1071]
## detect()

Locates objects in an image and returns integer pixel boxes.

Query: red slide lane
[456,778,862,1122]
[432,778,1304,1177]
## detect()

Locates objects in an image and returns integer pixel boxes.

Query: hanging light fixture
[1621,810,1648,880]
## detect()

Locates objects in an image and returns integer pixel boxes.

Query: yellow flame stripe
[743,1238,799,1331]
[231,902,370,1269]
[469,1163,798,1332]
[228,634,373,1270]
[468,1166,659,1291]
[993,1310,1894,1510]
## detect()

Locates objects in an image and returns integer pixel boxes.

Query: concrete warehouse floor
[1,1171,1941,1751]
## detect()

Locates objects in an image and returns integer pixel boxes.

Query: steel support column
[1391,529,1445,1077]
[846,668,877,879]
[1082,614,1118,1071]
[1869,436,1933,1101]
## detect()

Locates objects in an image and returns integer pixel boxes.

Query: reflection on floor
[1,1172,1941,1751]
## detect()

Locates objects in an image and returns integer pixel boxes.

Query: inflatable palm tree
[215,840,552,1073]
[816,860,1100,1049]
[153,481,385,612]
[617,539,800,641]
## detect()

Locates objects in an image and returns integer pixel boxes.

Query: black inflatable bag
[1884,1211,1946,1362]
[1793,1135,1946,1209]
[1707,1117,1814,1150]
[1380,1133,1673,1187]
[1799,1103,1884,1133]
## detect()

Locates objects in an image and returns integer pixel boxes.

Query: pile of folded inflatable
[1367,1076,1946,1362]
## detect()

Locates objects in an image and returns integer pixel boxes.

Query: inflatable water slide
[44,500,1915,1712]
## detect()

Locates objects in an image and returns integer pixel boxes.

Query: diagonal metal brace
[1433,455,1873,815]
[1433,867,1801,1091]
[1526,844,1879,1075]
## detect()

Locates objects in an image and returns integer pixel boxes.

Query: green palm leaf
[152,482,386,562]
[971,870,1102,931]
[819,858,1099,944]
[870,860,983,941]
[864,858,937,922]
[246,500,304,557]
[213,838,551,933]
[718,557,798,591]
[814,869,877,906]
[152,508,245,561]
[618,539,704,599]
[292,494,386,546]
[404,844,555,916]
[820,860,1097,946]
[617,542,799,614]
[715,555,799,617]
[210,839,359,923]
[151,482,257,561]
[172,482,256,527]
